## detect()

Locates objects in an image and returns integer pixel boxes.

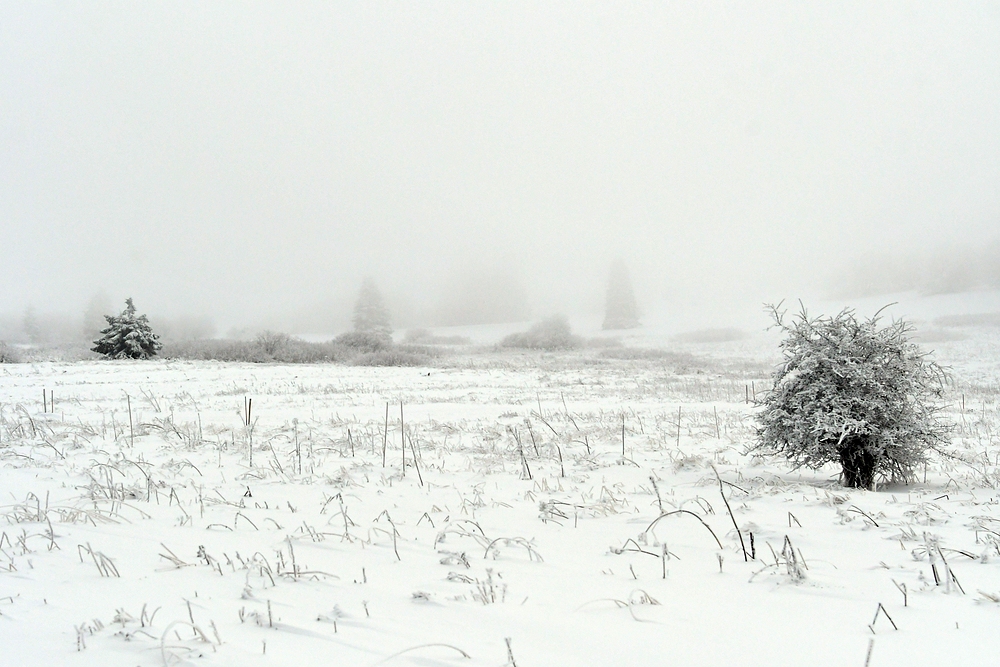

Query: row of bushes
[2,317,742,365]
[498,315,630,352]
[499,316,580,350]
[160,331,437,366]
[0,341,103,363]
[0,321,673,365]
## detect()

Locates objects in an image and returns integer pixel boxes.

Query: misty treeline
[1,261,644,352]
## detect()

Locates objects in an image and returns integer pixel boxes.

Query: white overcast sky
[2,2,998,331]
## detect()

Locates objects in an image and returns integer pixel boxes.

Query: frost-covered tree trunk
[838,435,876,489]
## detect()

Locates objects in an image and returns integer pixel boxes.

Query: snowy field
[2,327,1000,666]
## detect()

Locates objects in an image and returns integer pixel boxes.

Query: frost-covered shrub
[160,338,262,362]
[335,330,393,352]
[254,331,291,357]
[162,337,352,363]
[272,339,349,363]
[754,305,950,488]
[0,341,21,363]
[353,349,427,367]
[500,315,581,351]
[92,299,162,360]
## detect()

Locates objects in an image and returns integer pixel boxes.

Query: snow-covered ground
[2,314,1000,666]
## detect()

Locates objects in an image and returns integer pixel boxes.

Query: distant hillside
[833,241,1000,298]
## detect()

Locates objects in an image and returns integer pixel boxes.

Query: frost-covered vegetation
[0,341,21,363]
[755,305,951,488]
[161,334,437,367]
[91,298,162,360]
[500,315,581,350]
[2,328,1000,665]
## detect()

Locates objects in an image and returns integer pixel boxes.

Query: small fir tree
[352,277,392,338]
[92,298,162,359]
[754,304,950,488]
[603,260,641,330]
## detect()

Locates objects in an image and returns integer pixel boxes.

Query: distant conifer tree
[602,260,641,330]
[352,278,392,338]
[22,306,42,344]
[92,298,162,359]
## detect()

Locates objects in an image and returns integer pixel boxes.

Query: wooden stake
[382,402,389,467]
[127,394,134,448]
[408,433,423,486]
[246,397,253,467]
[621,413,626,457]
[294,420,301,474]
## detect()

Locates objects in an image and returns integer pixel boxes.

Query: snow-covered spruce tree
[754,305,950,489]
[352,277,392,338]
[92,298,162,359]
[603,259,640,330]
